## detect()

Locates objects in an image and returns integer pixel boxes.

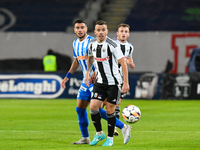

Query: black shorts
[91,83,121,104]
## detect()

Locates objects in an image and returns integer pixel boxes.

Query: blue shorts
[77,82,93,101]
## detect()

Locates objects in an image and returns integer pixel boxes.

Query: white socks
[97,131,103,135]
[107,136,113,141]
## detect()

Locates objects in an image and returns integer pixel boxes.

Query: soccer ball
[122,105,141,123]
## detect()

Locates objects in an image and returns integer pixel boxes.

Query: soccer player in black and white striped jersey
[85,20,131,146]
[113,23,135,136]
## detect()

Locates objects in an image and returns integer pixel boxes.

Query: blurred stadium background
[0,1,200,149]
[0,0,200,99]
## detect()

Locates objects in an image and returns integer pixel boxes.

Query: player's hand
[89,72,96,84]
[121,82,129,93]
[84,77,89,87]
[61,77,69,89]
[84,71,90,87]
[129,62,135,70]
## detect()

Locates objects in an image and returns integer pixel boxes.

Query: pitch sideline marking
[0,130,199,133]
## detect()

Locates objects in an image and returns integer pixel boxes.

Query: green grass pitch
[0,99,199,150]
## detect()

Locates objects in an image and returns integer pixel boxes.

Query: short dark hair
[74,20,86,26]
[118,23,130,29]
[96,20,107,26]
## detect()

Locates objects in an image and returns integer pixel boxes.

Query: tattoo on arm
[87,56,94,71]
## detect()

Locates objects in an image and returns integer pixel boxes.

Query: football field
[0,99,199,150]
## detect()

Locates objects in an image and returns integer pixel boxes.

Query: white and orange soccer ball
[122,105,141,123]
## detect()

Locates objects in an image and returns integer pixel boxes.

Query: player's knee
[90,101,101,110]
[90,109,99,115]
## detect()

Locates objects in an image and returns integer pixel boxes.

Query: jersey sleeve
[73,40,77,58]
[127,45,134,58]
[88,42,93,56]
[112,44,124,60]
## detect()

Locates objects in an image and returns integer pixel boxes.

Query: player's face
[94,24,108,43]
[74,23,88,40]
[117,27,130,43]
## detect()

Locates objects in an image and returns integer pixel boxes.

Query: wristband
[66,72,72,78]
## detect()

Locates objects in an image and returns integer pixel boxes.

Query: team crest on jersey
[102,49,106,52]
[94,93,98,98]
[92,48,96,51]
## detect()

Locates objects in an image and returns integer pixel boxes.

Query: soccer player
[61,20,93,144]
[113,23,135,136]
[61,20,131,145]
[85,20,131,146]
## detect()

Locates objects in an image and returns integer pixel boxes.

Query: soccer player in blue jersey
[61,20,130,145]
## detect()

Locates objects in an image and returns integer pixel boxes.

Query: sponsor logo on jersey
[98,94,102,99]
[95,56,109,62]
[80,85,87,92]
[0,74,64,98]
[77,56,88,60]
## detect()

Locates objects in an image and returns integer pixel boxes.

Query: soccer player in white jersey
[85,20,132,146]
[61,20,131,145]
[113,23,135,136]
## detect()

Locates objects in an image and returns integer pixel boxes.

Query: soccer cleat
[122,125,132,144]
[71,138,90,144]
[102,138,113,146]
[113,127,119,136]
[89,132,105,146]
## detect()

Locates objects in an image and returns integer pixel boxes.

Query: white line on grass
[0,130,199,133]
[136,131,200,133]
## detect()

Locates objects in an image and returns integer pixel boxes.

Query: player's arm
[118,57,130,93]
[85,56,94,87]
[126,45,135,69]
[68,58,80,74]
[61,58,79,89]
[112,43,130,93]
[126,57,135,69]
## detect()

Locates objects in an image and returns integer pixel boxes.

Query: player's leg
[116,92,132,144]
[71,83,91,144]
[99,107,124,129]
[115,98,122,119]
[99,98,125,133]
[101,85,119,146]
[89,83,106,146]
[90,99,106,146]
[115,83,126,120]
[103,85,131,146]
[113,97,122,136]
[115,92,128,119]
[101,101,115,146]
[101,100,132,144]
